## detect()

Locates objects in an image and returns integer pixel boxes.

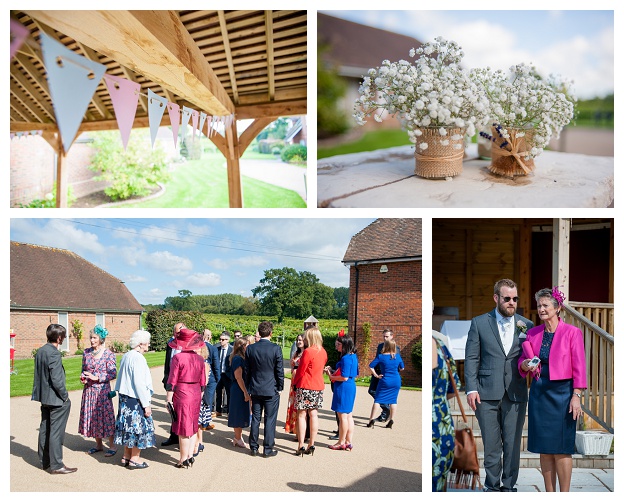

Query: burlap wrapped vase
[488,126,536,177]
[414,126,465,178]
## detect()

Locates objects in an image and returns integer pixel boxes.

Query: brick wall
[10,310,142,358]
[10,135,109,206]
[347,260,422,386]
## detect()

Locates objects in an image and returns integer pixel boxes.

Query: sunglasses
[500,296,519,303]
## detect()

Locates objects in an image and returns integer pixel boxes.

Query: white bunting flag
[148,89,168,148]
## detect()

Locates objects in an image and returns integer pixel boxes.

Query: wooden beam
[552,218,570,299]
[225,120,243,208]
[265,11,275,100]
[236,87,306,106]
[55,135,68,208]
[41,130,60,150]
[10,64,56,121]
[24,10,234,115]
[235,99,306,119]
[239,117,273,154]
[10,81,49,123]
[218,10,238,103]
[210,131,227,158]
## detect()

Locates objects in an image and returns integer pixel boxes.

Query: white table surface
[317,144,614,208]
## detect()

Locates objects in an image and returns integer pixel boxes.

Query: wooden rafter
[218,10,238,104]
[265,11,275,100]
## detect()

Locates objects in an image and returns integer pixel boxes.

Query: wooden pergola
[10,10,307,207]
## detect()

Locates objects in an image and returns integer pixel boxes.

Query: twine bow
[493,130,531,175]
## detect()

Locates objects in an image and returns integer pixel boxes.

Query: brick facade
[10,310,141,358]
[348,260,422,386]
[10,135,109,206]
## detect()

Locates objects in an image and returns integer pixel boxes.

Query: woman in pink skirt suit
[167,329,206,468]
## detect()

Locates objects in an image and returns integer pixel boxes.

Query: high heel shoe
[295,446,306,457]
[175,462,187,469]
[385,419,394,429]
[366,419,375,428]
[345,443,353,451]
[304,445,315,456]
[181,458,190,468]
[328,443,346,450]
[187,457,195,467]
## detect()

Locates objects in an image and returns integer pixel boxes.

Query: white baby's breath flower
[419,142,429,150]
[439,127,447,136]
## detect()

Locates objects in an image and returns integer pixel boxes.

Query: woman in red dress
[166,329,206,468]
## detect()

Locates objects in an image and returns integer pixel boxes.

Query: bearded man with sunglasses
[464,278,534,492]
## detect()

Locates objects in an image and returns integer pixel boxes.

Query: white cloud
[125,275,147,283]
[207,258,229,270]
[185,272,222,288]
[147,251,194,276]
[11,219,105,256]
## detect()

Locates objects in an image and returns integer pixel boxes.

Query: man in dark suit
[464,278,534,492]
[215,331,233,415]
[368,329,400,422]
[201,329,220,429]
[162,321,185,446]
[31,324,77,474]
[245,321,284,457]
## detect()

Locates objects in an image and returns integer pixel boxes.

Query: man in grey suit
[31,324,77,474]
[465,278,533,492]
[245,321,284,458]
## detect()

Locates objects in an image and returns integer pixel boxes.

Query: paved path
[10,365,421,492]
[511,468,614,492]
[239,159,307,201]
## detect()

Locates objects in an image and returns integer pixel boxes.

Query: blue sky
[322,9,614,99]
[10,218,376,305]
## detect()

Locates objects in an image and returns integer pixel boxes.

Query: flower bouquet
[476,63,576,177]
[354,37,489,178]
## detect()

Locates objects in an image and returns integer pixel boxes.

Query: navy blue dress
[527,331,576,454]
[227,356,250,428]
[331,353,358,413]
[369,353,404,404]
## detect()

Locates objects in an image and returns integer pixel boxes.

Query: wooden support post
[552,218,570,299]
[518,220,532,315]
[225,119,243,208]
[55,136,68,208]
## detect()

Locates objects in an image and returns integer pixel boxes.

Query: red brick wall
[10,310,142,358]
[348,260,422,387]
[10,135,109,206]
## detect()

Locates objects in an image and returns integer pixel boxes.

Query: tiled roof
[343,219,422,263]
[318,13,423,72]
[10,241,143,312]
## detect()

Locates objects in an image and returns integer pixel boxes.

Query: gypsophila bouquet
[353,37,490,147]
[475,63,576,158]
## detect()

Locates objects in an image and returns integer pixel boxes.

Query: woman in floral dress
[78,324,117,456]
[284,334,304,434]
[432,334,460,491]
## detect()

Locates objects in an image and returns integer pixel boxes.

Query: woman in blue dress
[367,339,404,429]
[326,335,358,450]
[227,337,251,449]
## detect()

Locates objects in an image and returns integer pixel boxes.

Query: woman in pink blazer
[518,287,586,492]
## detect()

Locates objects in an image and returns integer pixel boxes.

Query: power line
[62,219,343,262]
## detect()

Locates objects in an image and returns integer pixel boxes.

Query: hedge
[144,310,347,352]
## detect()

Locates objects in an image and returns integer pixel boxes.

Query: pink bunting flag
[103,74,140,150]
[167,102,181,149]
[10,19,29,61]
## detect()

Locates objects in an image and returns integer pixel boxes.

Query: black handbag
[166,401,177,422]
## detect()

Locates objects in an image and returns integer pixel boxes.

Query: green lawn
[10,352,165,398]
[318,129,412,159]
[114,154,306,208]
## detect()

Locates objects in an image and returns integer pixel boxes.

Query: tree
[333,287,349,308]
[252,267,335,323]
[317,44,350,138]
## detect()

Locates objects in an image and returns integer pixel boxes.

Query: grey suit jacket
[31,343,68,406]
[464,309,534,402]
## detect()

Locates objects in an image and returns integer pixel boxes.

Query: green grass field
[10,352,165,398]
[114,153,306,208]
[318,129,412,159]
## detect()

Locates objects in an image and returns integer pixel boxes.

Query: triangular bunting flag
[10,19,29,61]
[180,106,192,141]
[191,109,199,137]
[148,89,167,148]
[40,31,106,153]
[167,102,181,149]
[199,112,207,138]
[103,74,140,150]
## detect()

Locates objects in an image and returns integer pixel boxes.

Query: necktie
[500,318,512,354]
[220,348,225,373]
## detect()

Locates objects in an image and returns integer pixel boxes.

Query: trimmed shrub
[280,144,307,163]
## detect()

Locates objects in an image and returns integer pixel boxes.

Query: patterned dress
[432,339,460,492]
[78,347,117,438]
[284,353,302,433]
